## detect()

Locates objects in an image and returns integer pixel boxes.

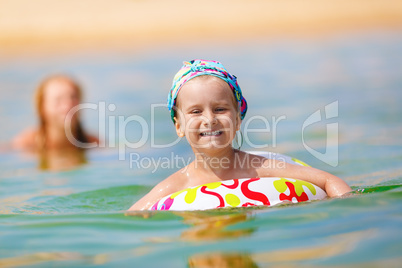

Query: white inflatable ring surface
[150,152,327,211]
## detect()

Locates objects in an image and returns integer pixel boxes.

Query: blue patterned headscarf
[167,59,247,122]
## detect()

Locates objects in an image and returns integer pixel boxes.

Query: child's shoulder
[130,168,190,210]
[235,150,293,178]
[235,150,272,166]
[155,168,191,194]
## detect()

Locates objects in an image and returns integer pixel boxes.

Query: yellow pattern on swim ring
[170,181,223,204]
[273,178,317,196]
[291,158,310,167]
[225,193,241,207]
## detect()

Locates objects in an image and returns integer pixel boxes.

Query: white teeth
[201,131,221,136]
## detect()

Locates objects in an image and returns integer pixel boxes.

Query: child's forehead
[186,74,225,84]
[177,76,236,106]
[181,76,231,93]
[183,75,231,91]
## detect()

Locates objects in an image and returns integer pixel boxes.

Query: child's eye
[215,108,226,112]
[191,110,201,114]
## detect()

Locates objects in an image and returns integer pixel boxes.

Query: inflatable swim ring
[150,152,327,211]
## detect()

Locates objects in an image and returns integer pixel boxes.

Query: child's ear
[174,117,185,137]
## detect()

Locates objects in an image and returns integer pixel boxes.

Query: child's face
[174,76,240,152]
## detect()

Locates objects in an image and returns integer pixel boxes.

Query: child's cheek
[186,119,198,135]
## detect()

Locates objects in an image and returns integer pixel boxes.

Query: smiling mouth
[200,130,223,137]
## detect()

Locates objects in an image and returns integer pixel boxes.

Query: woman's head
[35,74,88,148]
[36,75,82,128]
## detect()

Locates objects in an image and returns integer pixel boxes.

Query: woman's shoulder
[12,128,39,150]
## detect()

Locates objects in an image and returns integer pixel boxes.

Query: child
[129,59,351,211]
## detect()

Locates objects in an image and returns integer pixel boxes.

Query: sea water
[0,31,401,267]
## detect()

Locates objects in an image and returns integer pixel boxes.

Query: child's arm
[261,160,351,197]
[128,175,182,211]
[128,191,158,211]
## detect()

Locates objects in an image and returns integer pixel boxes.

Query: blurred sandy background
[1,0,402,58]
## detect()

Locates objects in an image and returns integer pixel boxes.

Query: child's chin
[192,141,231,150]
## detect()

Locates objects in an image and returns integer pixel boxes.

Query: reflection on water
[12,146,88,172]
[187,228,378,267]
[127,211,259,267]
[253,228,377,265]
[0,252,85,268]
[38,148,87,171]
[180,211,255,241]
[189,252,258,268]
[126,210,255,242]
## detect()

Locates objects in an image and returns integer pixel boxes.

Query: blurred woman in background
[13,74,98,170]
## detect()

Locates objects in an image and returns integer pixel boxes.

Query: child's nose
[203,111,217,126]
